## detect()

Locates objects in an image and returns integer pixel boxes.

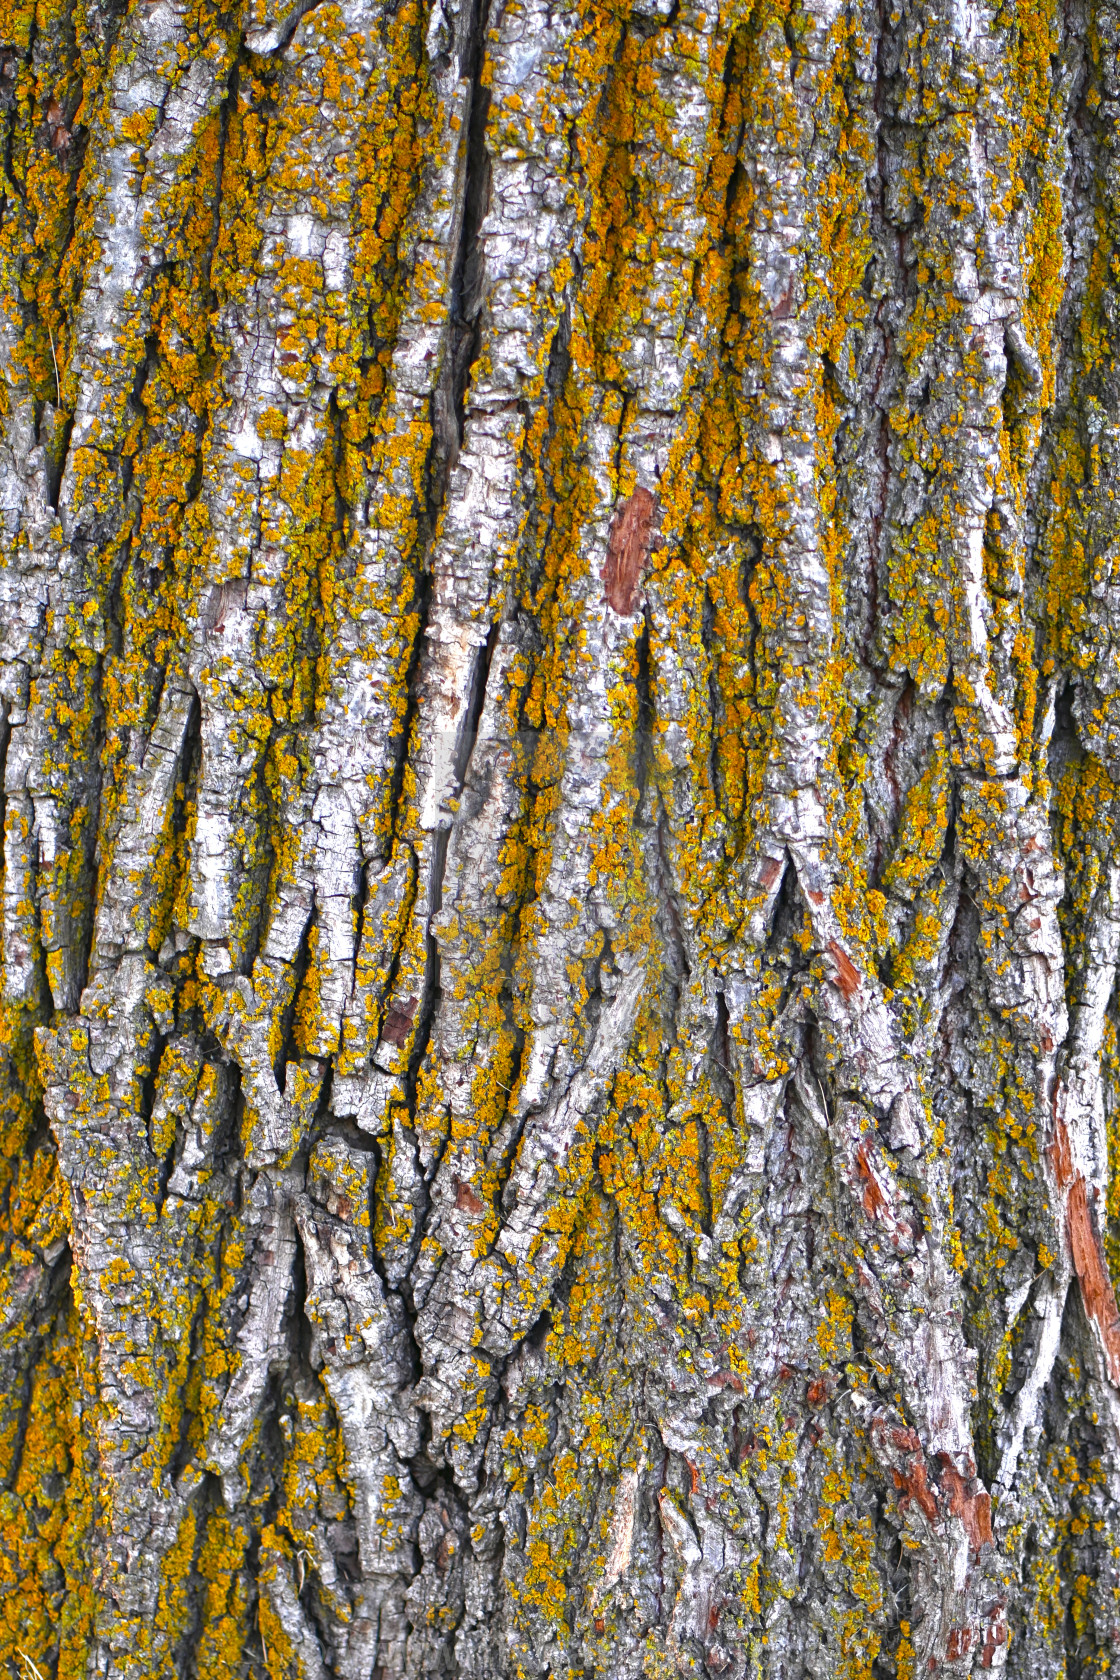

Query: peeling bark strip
[827,937,861,998]
[602,487,657,615]
[1050,1116,1120,1384]
[7,0,1120,1675]
[1065,1178,1120,1383]
[940,1462,994,1553]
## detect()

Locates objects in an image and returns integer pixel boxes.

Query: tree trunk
[1,0,1118,1673]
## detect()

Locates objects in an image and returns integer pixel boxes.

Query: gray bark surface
[1,0,1119,1674]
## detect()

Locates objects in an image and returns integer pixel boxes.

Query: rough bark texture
[3,0,1120,1674]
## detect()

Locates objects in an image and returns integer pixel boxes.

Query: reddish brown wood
[602,488,657,615]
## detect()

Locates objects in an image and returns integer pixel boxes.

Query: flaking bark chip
[602,486,657,616]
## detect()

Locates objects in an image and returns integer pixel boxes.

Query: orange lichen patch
[0,1298,89,1658]
[193,1507,253,1680]
[602,488,657,615]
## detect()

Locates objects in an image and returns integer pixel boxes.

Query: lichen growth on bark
[2,0,1120,1673]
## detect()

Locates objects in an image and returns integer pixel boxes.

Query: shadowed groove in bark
[429,0,492,515]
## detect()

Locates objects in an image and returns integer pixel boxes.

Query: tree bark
[0,0,1118,1673]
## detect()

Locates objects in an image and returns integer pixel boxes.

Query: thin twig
[18,1651,47,1680]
